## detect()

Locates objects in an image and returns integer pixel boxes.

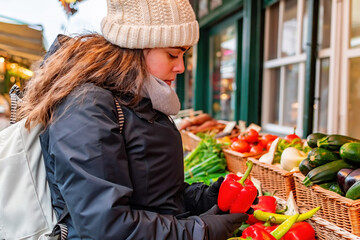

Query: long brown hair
[18,33,148,129]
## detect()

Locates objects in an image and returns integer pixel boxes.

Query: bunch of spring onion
[184,135,227,180]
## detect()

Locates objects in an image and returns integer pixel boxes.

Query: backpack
[0,85,124,240]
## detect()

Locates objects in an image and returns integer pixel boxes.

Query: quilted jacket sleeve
[45,84,208,239]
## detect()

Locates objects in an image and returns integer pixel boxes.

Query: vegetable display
[246,195,277,224]
[230,129,271,155]
[300,132,360,200]
[317,134,359,151]
[229,209,318,240]
[253,207,320,224]
[340,142,360,167]
[218,161,258,213]
[303,160,354,187]
[280,147,307,172]
[258,135,310,172]
[184,135,227,181]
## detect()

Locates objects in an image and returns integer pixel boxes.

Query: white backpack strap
[114,97,124,133]
[9,84,23,125]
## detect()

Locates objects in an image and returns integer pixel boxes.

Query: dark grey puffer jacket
[39,83,209,239]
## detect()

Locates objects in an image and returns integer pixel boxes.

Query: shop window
[348,57,360,138]
[283,64,299,127]
[350,0,360,48]
[281,0,298,57]
[262,0,307,136]
[318,0,332,49]
[312,0,332,133]
[209,24,236,121]
[184,47,195,109]
[313,58,329,133]
[267,3,279,60]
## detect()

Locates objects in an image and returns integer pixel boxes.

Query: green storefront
[178,0,360,139]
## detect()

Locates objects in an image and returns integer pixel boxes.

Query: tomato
[239,129,259,143]
[262,134,278,142]
[250,145,265,154]
[285,134,301,144]
[231,139,251,153]
[266,141,273,151]
[257,138,268,148]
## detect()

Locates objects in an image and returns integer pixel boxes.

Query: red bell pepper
[246,195,277,224]
[241,225,277,240]
[218,161,258,213]
[252,221,277,233]
[282,222,315,240]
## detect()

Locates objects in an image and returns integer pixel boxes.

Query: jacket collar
[132,97,159,123]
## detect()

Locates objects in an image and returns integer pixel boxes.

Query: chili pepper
[251,218,315,240]
[217,161,258,213]
[253,206,320,224]
[282,222,316,240]
[270,214,299,239]
[246,195,277,224]
[238,214,299,240]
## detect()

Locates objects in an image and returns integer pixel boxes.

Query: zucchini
[319,182,344,196]
[345,181,360,200]
[303,160,354,187]
[340,142,360,167]
[307,147,340,168]
[307,133,327,148]
[299,158,314,176]
[317,134,360,151]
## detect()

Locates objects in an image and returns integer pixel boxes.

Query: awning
[0,21,45,64]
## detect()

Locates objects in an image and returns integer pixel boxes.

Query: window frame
[339,0,360,135]
[262,0,307,136]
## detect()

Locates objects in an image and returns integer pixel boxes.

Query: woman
[18,0,250,239]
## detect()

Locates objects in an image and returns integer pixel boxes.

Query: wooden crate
[248,157,297,200]
[180,130,201,151]
[223,149,265,174]
[294,172,360,236]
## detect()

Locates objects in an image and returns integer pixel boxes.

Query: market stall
[179,115,360,239]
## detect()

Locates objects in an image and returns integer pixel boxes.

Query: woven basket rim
[248,157,297,177]
[293,172,360,207]
[309,216,360,240]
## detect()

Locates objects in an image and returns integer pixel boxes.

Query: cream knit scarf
[140,75,181,116]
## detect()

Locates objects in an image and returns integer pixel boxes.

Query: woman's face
[144,47,189,86]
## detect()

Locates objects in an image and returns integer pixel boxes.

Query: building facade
[179,0,360,139]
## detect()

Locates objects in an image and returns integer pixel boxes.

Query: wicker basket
[247,157,297,200]
[294,172,360,236]
[307,216,360,240]
[223,148,265,174]
[180,130,201,151]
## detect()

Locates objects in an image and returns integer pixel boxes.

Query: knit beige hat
[101,0,199,49]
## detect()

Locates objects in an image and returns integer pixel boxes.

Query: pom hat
[101,0,199,49]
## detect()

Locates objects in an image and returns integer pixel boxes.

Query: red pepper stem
[238,161,253,185]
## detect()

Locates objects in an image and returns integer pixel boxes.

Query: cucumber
[307,147,340,167]
[340,142,360,167]
[307,133,327,148]
[345,181,360,200]
[317,134,360,151]
[303,160,354,187]
[299,158,314,176]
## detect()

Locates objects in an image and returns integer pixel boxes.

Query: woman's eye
[168,53,178,59]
